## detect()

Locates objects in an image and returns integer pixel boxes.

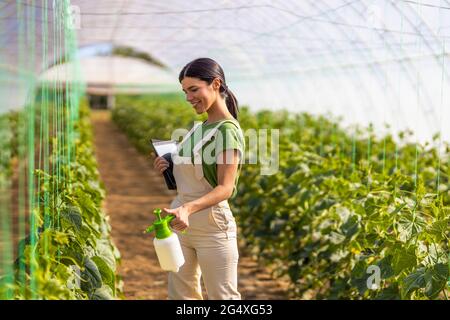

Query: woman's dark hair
[179,57,239,120]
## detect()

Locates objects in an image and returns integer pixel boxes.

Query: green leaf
[375,285,400,300]
[392,246,417,275]
[398,212,426,242]
[424,263,448,299]
[61,205,82,231]
[376,255,395,279]
[92,256,116,295]
[427,219,449,242]
[340,215,360,239]
[313,198,336,211]
[92,285,114,300]
[80,257,102,294]
[288,264,301,283]
[79,223,101,246]
[96,239,117,270]
[402,267,426,298]
[329,231,346,245]
[350,260,370,296]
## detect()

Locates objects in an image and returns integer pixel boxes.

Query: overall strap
[176,121,203,153]
[192,119,239,180]
[192,121,226,154]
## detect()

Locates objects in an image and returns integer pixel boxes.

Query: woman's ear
[212,78,221,91]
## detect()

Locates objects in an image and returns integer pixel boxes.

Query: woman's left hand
[163,205,191,232]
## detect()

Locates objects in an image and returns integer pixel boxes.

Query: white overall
[167,120,241,300]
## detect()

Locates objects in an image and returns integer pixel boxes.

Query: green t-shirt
[178,119,245,198]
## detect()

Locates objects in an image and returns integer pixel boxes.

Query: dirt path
[90,110,289,300]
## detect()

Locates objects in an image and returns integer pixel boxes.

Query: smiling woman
[153,57,245,300]
[179,58,239,122]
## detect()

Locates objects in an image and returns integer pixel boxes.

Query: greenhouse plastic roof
[39,56,179,94]
[1,0,450,142]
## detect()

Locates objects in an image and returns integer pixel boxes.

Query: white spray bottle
[144,208,185,272]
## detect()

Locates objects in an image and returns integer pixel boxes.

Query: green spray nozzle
[144,208,175,239]
[144,208,187,236]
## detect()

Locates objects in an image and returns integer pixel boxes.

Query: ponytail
[220,83,239,120]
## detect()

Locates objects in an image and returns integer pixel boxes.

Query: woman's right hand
[153,156,170,174]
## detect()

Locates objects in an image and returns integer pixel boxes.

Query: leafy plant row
[112,94,449,300]
[0,102,122,299]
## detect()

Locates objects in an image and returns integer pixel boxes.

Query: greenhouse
[0,0,448,301]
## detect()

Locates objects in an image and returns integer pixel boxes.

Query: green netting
[0,0,83,299]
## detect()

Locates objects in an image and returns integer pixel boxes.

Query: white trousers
[168,201,241,300]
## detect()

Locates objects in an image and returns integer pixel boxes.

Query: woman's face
[181,76,220,114]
